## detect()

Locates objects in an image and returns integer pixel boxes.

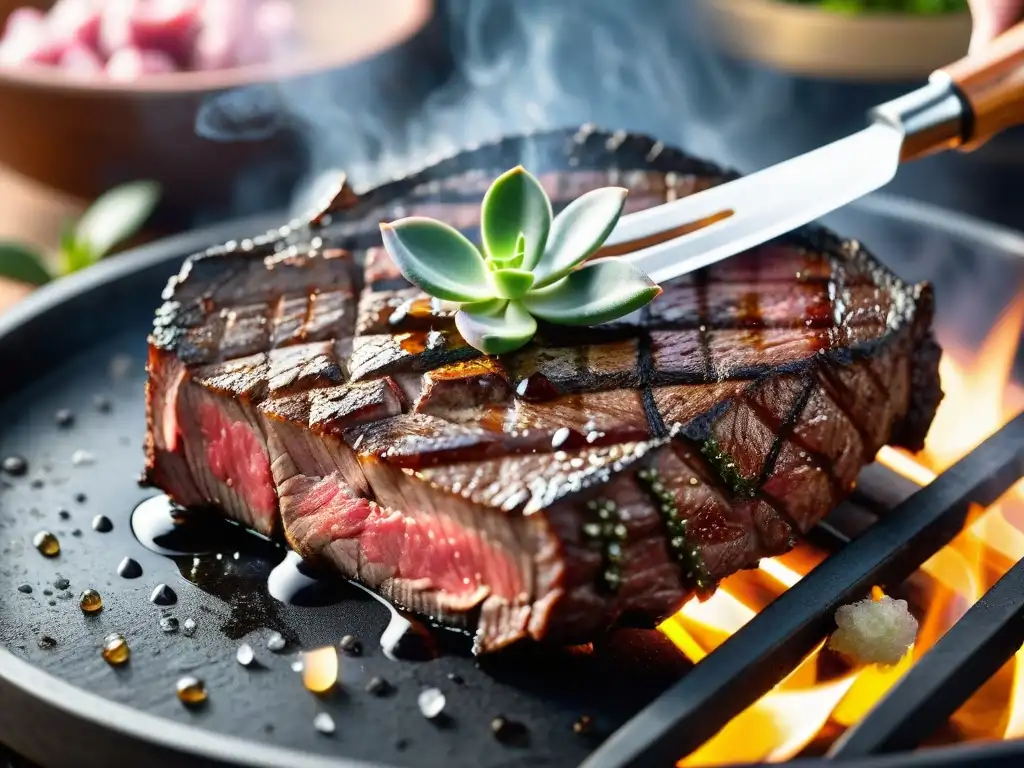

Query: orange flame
[661,295,1024,764]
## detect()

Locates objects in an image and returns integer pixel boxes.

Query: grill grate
[582,411,1024,768]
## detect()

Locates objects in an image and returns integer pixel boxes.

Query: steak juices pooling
[143,128,942,653]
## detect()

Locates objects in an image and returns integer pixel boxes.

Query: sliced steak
[144,127,943,652]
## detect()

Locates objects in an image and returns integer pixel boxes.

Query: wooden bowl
[0,0,435,214]
[694,0,972,81]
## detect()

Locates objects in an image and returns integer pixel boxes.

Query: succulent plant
[379,166,661,355]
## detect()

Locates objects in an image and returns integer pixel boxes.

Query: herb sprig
[380,167,661,355]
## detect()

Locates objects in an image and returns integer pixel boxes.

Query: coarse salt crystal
[828,592,918,666]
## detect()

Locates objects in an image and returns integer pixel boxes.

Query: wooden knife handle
[940,19,1024,149]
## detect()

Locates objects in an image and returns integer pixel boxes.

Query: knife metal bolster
[869,73,969,163]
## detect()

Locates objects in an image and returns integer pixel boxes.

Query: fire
[661,295,1024,765]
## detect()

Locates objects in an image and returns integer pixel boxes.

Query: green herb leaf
[490,268,535,300]
[524,258,661,325]
[532,187,628,289]
[480,167,551,269]
[0,242,52,285]
[454,300,537,355]
[59,220,95,275]
[381,217,493,302]
[74,180,160,260]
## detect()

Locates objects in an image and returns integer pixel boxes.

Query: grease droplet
[33,531,60,557]
[2,456,28,476]
[176,676,207,706]
[117,557,142,579]
[92,515,113,533]
[149,584,177,606]
[101,633,129,665]
[80,589,103,613]
[301,647,338,693]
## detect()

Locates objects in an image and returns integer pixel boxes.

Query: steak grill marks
[144,127,943,651]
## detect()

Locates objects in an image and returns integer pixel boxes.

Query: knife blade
[609,121,904,285]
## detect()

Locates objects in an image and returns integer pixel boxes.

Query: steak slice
[144,127,943,652]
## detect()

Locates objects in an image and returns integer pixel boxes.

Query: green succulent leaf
[532,187,628,289]
[524,258,661,326]
[0,242,52,285]
[454,300,537,355]
[75,180,160,260]
[480,166,551,269]
[491,268,535,300]
[459,297,507,316]
[380,217,492,302]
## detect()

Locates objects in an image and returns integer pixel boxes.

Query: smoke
[195,0,801,208]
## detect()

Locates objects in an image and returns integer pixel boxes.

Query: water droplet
[101,633,129,665]
[266,632,286,652]
[71,528,82,537]
[54,409,74,428]
[17,584,32,594]
[236,643,255,667]
[160,617,179,633]
[54,577,70,590]
[71,450,96,467]
[37,635,56,649]
[573,715,593,735]
[74,493,87,503]
[290,660,304,673]
[267,550,346,607]
[80,589,103,613]
[301,646,338,693]
[33,531,60,557]
[117,557,142,579]
[365,676,391,696]
[551,427,571,449]
[313,712,335,735]
[176,676,207,706]
[149,584,177,606]
[447,673,464,685]
[182,618,197,637]
[92,515,113,533]
[491,716,528,745]
[94,396,112,413]
[2,456,28,476]
[58,509,71,520]
[339,635,362,656]
[418,688,446,719]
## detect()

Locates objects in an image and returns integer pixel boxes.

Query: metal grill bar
[580,411,1024,768]
[828,555,1024,758]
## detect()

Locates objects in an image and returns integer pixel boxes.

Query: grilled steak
[144,127,943,652]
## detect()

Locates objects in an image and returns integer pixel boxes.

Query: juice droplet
[176,676,207,706]
[313,712,335,735]
[79,589,103,614]
[301,646,339,693]
[101,633,129,665]
[117,557,142,579]
[92,515,114,533]
[33,531,60,557]
[149,584,177,606]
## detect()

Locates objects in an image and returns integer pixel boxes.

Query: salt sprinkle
[418,687,446,719]
[313,712,336,735]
